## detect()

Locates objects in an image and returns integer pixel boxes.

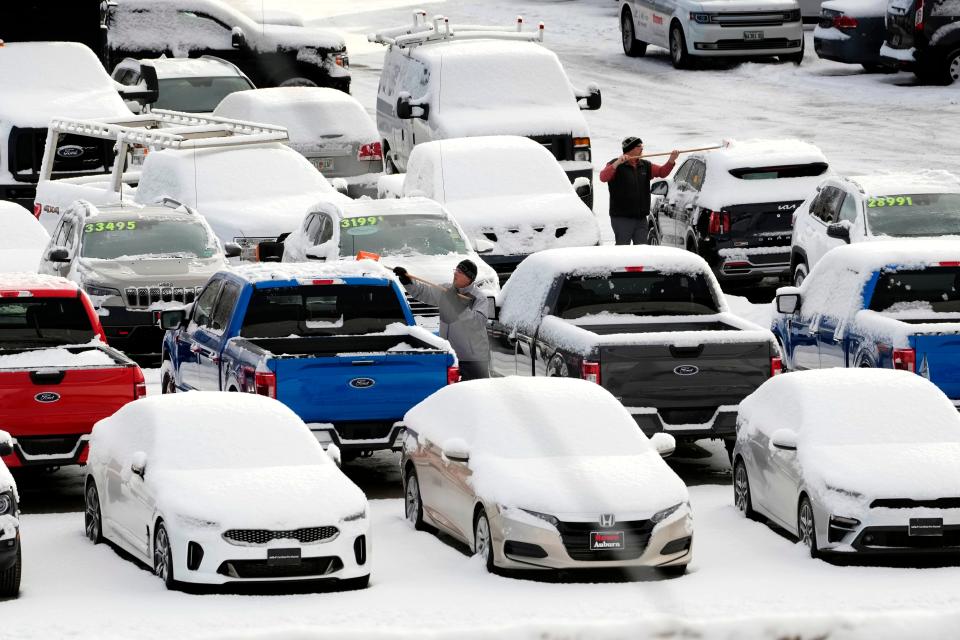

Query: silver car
[733,368,960,557]
[401,377,693,575]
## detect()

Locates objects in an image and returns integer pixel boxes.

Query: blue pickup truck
[158,262,459,455]
[773,241,960,407]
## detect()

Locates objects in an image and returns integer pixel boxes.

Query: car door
[433,453,476,544]
[766,439,803,530]
[487,316,517,377]
[38,219,68,276]
[205,281,242,388]
[177,279,223,390]
[677,159,706,247]
[816,312,846,369]
[123,454,158,556]
[655,160,693,247]
[807,186,844,268]
[415,439,457,534]
[787,288,821,370]
[515,329,537,377]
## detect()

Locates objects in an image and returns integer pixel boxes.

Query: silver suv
[38,200,238,359]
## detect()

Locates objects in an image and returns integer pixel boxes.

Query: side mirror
[441,438,470,463]
[330,178,350,195]
[473,238,495,254]
[130,451,147,479]
[0,430,13,457]
[776,293,801,315]
[305,249,328,261]
[650,432,676,458]
[826,222,851,243]
[580,85,602,111]
[48,247,70,263]
[224,242,242,259]
[117,85,159,107]
[325,443,342,468]
[771,428,798,452]
[650,180,669,196]
[159,309,187,330]
[573,176,592,199]
[488,297,499,321]
[256,240,285,263]
[232,26,246,49]
[396,94,429,120]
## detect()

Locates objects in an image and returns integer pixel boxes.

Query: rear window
[554,271,719,319]
[0,297,96,347]
[868,268,960,313]
[155,76,254,113]
[866,193,960,237]
[728,163,829,180]
[240,284,406,338]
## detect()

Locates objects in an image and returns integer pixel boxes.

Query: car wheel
[546,356,568,377]
[733,459,757,520]
[405,468,428,531]
[621,12,648,57]
[279,77,318,88]
[160,360,175,394]
[153,522,176,589]
[670,24,691,70]
[657,563,687,577]
[647,228,660,245]
[793,262,808,287]
[85,480,104,544]
[0,543,21,598]
[473,508,495,573]
[945,49,960,85]
[798,496,819,558]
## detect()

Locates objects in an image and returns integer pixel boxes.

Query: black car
[881,0,960,83]
[814,0,889,71]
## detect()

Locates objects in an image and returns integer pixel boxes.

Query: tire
[340,574,370,590]
[657,563,687,577]
[85,480,104,544]
[160,360,175,395]
[733,459,757,520]
[621,11,648,57]
[670,24,691,70]
[279,77,318,88]
[404,468,428,531]
[724,438,735,464]
[861,63,894,74]
[0,544,21,598]
[793,262,808,287]
[798,495,819,558]
[944,49,960,85]
[153,521,176,590]
[546,356,568,377]
[473,508,495,573]
[647,227,660,245]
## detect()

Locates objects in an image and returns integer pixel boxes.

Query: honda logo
[599,513,616,528]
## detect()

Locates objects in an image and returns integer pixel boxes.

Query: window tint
[0,297,96,347]
[688,160,706,191]
[154,77,254,113]
[337,214,468,258]
[674,160,694,186]
[838,193,859,224]
[817,187,843,223]
[210,282,241,333]
[190,280,223,330]
[317,216,333,245]
[866,193,960,237]
[554,271,719,318]
[868,268,960,314]
[728,162,829,180]
[304,214,321,242]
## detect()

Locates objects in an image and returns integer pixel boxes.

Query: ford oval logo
[56,145,85,159]
[35,392,61,403]
[673,365,699,376]
[349,377,376,389]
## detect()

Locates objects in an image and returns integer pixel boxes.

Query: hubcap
[475,515,490,558]
[799,502,815,548]
[734,465,748,512]
[85,485,100,541]
[622,17,632,48]
[154,527,169,581]
[405,475,420,525]
[950,54,960,82]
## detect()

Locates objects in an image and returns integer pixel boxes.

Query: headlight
[0,492,14,516]
[786,9,801,21]
[175,514,219,529]
[651,501,686,523]
[520,509,559,527]
[689,11,712,23]
[341,508,367,522]
[84,283,121,298]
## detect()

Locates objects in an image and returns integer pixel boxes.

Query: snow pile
[821,0,887,16]
[405,377,689,514]
[0,202,50,273]
[0,347,115,369]
[231,258,394,283]
[0,272,77,292]
[849,170,960,197]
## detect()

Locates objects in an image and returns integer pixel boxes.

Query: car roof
[135,56,246,80]
[310,196,448,219]
[408,38,556,63]
[701,138,828,168]
[844,171,960,197]
[89,205,199,222]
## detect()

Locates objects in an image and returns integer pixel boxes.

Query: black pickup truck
[489,246,781,449]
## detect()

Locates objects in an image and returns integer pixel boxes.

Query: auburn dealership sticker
[590,531,625,551]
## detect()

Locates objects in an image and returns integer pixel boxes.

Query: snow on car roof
[0,42,131,126]
[707,138,828,169]
[0,202,50,272]
[410,37,558,62]
[230,259,394,284]
[143,56,244,80]
[821,0,887,16]
[811,238,960,275]
[847,170,960,196]
[0,273,78,292]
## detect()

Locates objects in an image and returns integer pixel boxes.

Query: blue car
[773,241,960,407]
[158,262,458,455]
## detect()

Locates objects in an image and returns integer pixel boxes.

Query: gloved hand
[393,266,412,285]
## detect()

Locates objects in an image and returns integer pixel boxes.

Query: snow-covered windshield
[0,298,95,348]
[81,218,215,260]
[554,272,719,319]
[866,193,960,237]
[440,147,572,200]
[337,214,468,258]
[155,77,253,113]
[868,267,960,314]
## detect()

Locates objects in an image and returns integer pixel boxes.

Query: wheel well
[670,18,684,38]
[85,475,96,491]
[152,516,165,554]
[621,5,632,21]
[790,248,808,271]
[472,502,487,528]
[685,234,697,252]
[403,460,415,485]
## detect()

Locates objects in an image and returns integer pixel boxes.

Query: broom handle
[408,274,474,303]
[639,145,723,159]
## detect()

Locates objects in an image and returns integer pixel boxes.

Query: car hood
[693,0,799,11]
[153,464,366,530]
[79,256,226,285]
[469,451,688,518]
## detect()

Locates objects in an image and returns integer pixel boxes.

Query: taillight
[832,14,858,28]
[938,261,960,267]
[133,367,147,399]
[255,370,277,398]
[447,365,460,384]
[33,203,42,219]
[915,0,924,31]
[893,348,916,372]
[707,211,731,235]
[581,361,601,385]
[770,356,783,377]
[358,141,383,162]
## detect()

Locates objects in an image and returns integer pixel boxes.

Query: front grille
[335,421,394,441]
[712,11,792,26]
[714,38,801,50]
[528,134,573,162]
[555,519,654,561]
[9,127,113,182]
[223,526,339,546]
[853,526,960,551]
[125,286,204,309]
[17,435,81,456]
[871,498,960,509]
[217,556,343,579]
[405,296,438,317]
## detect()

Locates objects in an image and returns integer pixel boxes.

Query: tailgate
[885,2,917,48]
[724,201,800,249]
[913,334,960,401]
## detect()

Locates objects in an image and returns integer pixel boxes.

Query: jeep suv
[880,0,960,83]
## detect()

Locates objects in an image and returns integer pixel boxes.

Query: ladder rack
[369,12,544,48]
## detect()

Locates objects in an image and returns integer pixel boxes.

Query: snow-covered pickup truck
[773,241,960,408]
[158,262,458,456]
[0,274,146,470]
[489,246,781,447]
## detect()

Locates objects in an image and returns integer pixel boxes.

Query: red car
[0,274,145,469]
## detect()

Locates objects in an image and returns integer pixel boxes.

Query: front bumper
[879,43,916,70]
[307,422,406,453]
[2,434,90,468]
[99,306,165,356]
[687,22,803,57]
[629,405,738,440]
[817,505,960,555]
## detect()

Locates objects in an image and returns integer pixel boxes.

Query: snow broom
[639,144,723,159]
[356,251,474,302]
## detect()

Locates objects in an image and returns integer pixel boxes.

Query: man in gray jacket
[393,260,490,381]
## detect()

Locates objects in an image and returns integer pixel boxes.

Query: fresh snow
[0,202,50,273]
[0,346,114,369]
[821,0,887,16]
[230,258,395,282]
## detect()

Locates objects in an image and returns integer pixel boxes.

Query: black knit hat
[622,136,643,153]
[456,259,478,282]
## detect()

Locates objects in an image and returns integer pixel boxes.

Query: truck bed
[234,334,447,358]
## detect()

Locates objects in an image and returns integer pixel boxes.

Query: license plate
[310,157,334,171]
[744,30,764,40]
[590,531,625,551]
[909,518,943,537]
[267,548,302,565]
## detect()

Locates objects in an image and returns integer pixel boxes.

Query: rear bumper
[2,434,90,468]
[628,405,738,440]
[307,422,406,452]
[814,32,883,65]
[0,183,37,210]
[879,43,916,70]
[100,307,164,356]
[714,248,791,281]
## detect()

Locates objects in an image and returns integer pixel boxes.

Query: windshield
[337,214,468,257]
[554,271,719,319]
[728,163,829,180]
[868,267,960,314]
[155,77,253,113]
[241,284,406,337]
[866,193,960,237]
[0,298,96,348]
[81,218,215,260]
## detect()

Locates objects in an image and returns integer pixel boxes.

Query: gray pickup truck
[489,246,781,449]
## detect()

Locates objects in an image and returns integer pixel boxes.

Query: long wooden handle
[408,274,474,303]
[640,145,723,159]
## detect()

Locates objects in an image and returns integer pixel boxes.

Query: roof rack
[369,12,544,48]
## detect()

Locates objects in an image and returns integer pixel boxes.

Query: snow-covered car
[618,0,804,68]
[0,430,20,598]
[0,201,50,273]
[734,368,960,557]
[649,139,830,286]
[38,200,237,357]
[386,136,600,284]
[111,56,255,114]
[277,196,499,328]
[371,15,600,200]
[881,0,960,84]
[0,42,132,209]
[84,392,370,589]
[790,171,960,285]
[813,0,889,71]
[402,377,692,576]
[214,88,382,197]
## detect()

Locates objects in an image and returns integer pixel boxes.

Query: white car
[734,368,960,557]
[0,201,50,273]
[618,0,804,67]
[790,171,960,285]
[402,377,692,575]
[386,136,600,284]
[84,392,370,589]
[0,431,20,598]
[112,56,255,114]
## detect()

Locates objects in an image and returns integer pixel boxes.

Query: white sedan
[734,368,960,557]
[84,392,370,589]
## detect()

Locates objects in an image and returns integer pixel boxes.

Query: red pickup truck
[0,274,145,469]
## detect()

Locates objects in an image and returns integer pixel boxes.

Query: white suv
[618,0,804,67]
[790,171,960,285]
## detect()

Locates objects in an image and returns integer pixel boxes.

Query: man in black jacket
[599,137,679,245]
